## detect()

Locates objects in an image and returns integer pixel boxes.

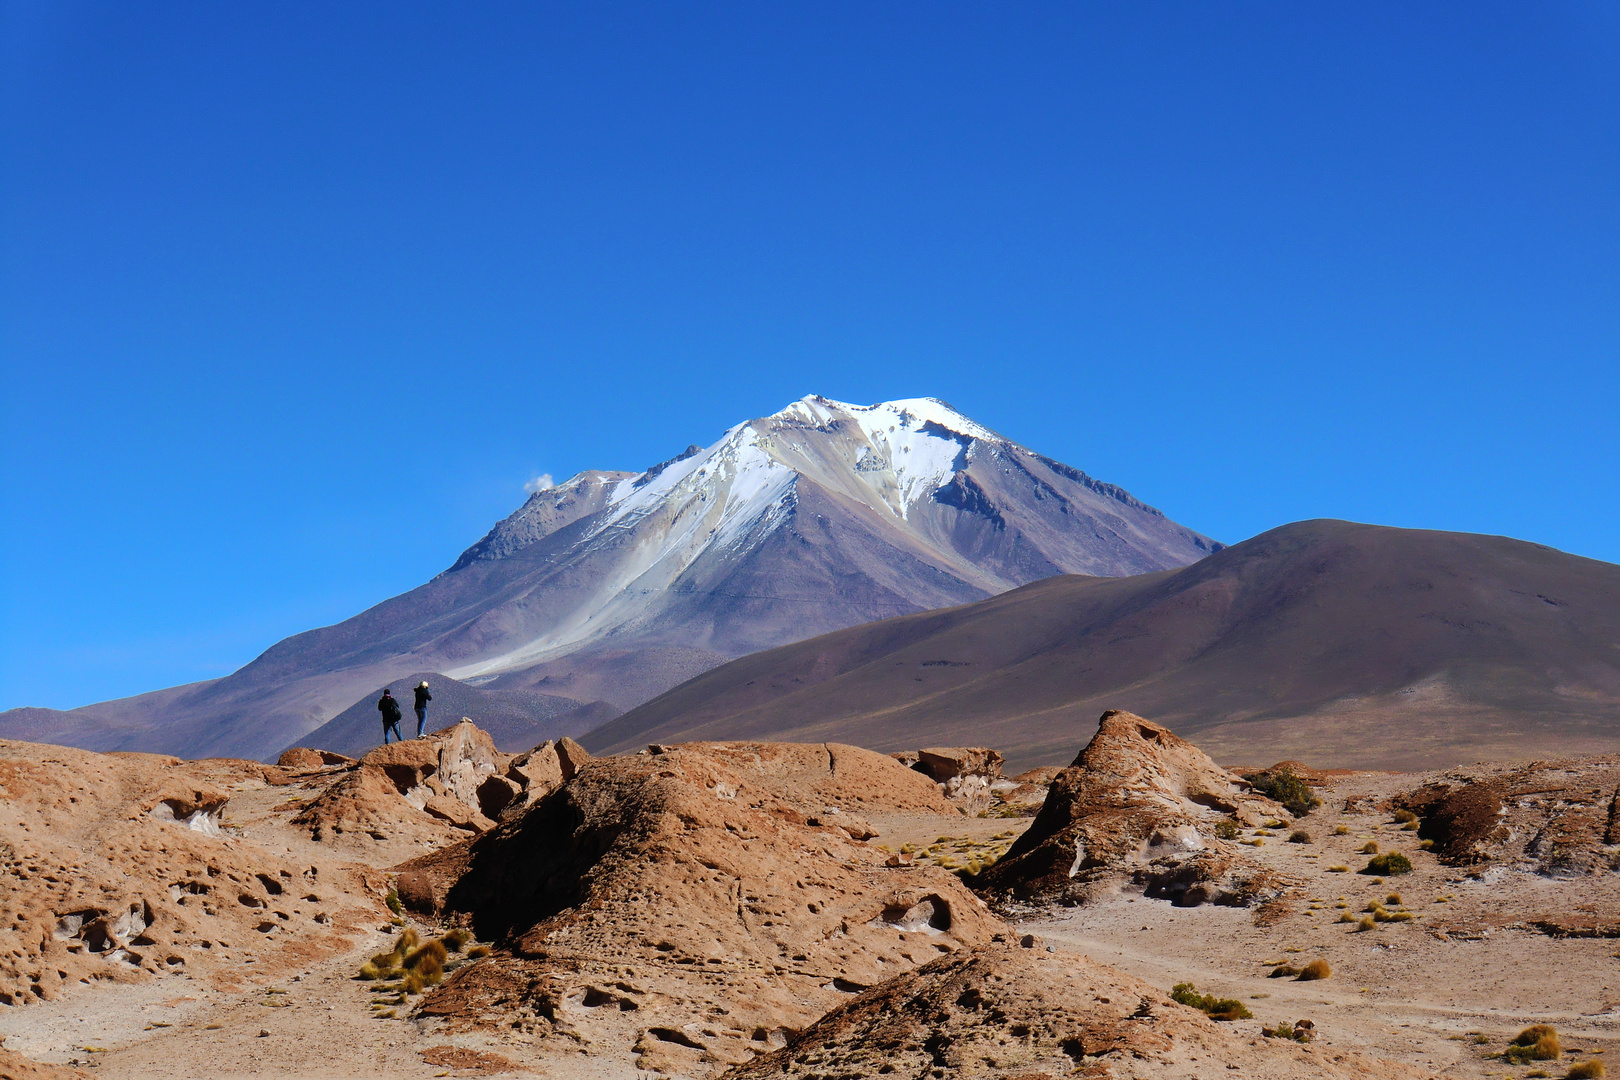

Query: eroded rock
[977,710,1290,905]
[399,741,995,1071]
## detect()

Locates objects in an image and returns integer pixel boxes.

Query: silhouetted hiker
[378,688,403,745]
[413,680,432,738]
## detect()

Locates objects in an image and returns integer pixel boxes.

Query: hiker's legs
[415,707,426,738]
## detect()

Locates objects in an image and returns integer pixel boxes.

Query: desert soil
[0,734,1614,1079]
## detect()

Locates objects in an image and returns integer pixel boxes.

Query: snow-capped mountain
[3,396,1219,761]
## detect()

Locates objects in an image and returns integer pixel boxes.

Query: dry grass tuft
[1567,1060,1606,1078]
[1170,983,1252,1021]
[1359,841,1379,854]
[404,939,448,972]
[1393,809,1418,824]
[1297,959,1332,981]
[1288,830,1312,844]
[466,944,491,959]
[439,928,473,952]
[1355,915,1377,932]
[1385,893,1402,905]
[1506,1025,1562,1064]
[1334,825,1351,835]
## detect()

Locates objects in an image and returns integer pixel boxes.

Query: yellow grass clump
[1506,1025,1562,1064]
[1297,959,1332,981]
[1567,1060,1606,1079]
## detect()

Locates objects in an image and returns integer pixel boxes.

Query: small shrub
[1297,959,1332,981]
[1359,841,1379,854]
[1419,839,1435,850]
[385,888,403,916]
[1262,1021,1312,1043]
[1288,830,1312,844]
[1269,964,1300,978]
[1400,820,1419,831]
[1336,913,1357,924]
[1505,1025,1562,1063]
[1567,1060,1606,1079]
[1170,983,1252,1021]
[1244,768,1322,817]
[1393,809,1418,823]
[403,939,447,972]
[1333,825,1351,835]
[440,928,472,952]
[1385,893,1402,906]
[1355,915,1377,931]
[1364,853,1414,876]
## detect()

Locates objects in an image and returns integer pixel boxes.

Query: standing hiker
[413,680,432,738]
[378,688,403,745]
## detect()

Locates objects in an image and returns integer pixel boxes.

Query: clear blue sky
[3,3,1617,711]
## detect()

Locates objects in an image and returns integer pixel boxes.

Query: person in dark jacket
[413,681,432,738]
[378,688,403,744]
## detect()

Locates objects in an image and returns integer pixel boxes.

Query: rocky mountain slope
[586,518,1620,771]
[4,396,1217,762]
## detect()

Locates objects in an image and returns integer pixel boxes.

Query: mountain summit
[3,396,1217,761]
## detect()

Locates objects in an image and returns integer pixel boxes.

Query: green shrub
[1170,983,1253,1021]
[1262,1021,1312,1043]
[1364,853,1413,876]
[1214,819,1242,840]
[1243,768,1322,817]
[385,888,403,916]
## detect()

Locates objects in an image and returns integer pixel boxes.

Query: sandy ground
[1,763,1613,1079]
[1014,769,1620,1079]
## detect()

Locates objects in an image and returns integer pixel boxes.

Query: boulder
[892,746,1004,814]
[274,747,354,770]
[977,710,1289,906]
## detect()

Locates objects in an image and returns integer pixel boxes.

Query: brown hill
[394,741,1001,1074]
[585,519,1620,772]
